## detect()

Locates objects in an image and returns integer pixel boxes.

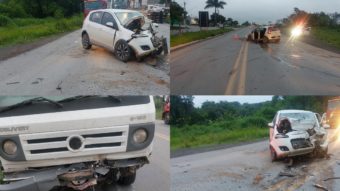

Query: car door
[98,12,119,50]
[87,11,104,44]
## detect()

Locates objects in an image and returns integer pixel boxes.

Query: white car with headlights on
[0,96,155,191]
[268,110,329,161]
[81,9,166,62]
[247,25,281,43]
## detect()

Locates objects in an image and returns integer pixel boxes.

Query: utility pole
[183,0,186,26]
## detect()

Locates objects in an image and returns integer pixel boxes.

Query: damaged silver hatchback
[269,110,329,161]
[82,9,168,62]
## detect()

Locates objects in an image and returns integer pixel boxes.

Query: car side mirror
[106,22,118,30]
[153,23,159,28]
[268,122,273,128]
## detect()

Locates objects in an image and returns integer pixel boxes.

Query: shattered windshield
[279,112,318,130]
[114,11,144,26]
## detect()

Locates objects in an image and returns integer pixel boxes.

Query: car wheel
[270,146,277,162]
[117,172,136,186]
[263,36,269,43]
[115,40,132,62]
[82,33,92,50]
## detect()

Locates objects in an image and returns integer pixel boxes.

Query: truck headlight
[3,140,17,155]
[133,129,148,144]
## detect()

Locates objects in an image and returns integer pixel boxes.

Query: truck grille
[19,125,128,161]
[291,138,312,149]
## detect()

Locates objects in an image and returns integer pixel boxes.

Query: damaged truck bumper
[0,157,149,191]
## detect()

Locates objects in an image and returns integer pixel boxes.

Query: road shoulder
[171,138,267,158]
[0,32,70,61]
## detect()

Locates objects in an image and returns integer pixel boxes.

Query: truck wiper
[58,96,121,103]
[0,97,63,113]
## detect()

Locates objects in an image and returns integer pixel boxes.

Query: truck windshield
[0,96,150,117]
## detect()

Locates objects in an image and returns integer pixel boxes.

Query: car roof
[278,110,314,114]
[89,9,139,14]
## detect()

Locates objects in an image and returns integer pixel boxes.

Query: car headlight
[3,140,17,155]
[133,129,148,144]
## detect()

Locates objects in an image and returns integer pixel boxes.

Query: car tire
[114,40,132,62]
[82,33,92,50]
[270,146,277,162]
[117,172,136,186]
[263,36,269,44]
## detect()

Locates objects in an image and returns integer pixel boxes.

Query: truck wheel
[270,146,277,162]
[263,36,269,44]
[115,40,132,62]
[82,33,92,50]
[164,112,170,124]
[117,172,136,186]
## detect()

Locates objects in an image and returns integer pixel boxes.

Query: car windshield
[114,11,144,26]
[279,112,317,130]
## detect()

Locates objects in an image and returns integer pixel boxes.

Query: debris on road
[314,183,328,191]
[279,172,296,177]
[6,82,19,85]
[253,173,263,184]
[323,177,340,181]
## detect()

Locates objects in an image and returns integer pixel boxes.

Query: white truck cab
[0,96,155,191]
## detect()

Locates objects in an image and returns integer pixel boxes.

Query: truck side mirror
[268,122,273,128]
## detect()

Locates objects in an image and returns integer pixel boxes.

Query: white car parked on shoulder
[268,110,329,161]
[82,9,166,62]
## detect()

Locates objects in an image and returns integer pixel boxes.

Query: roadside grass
[0,14,83,47]
[312,27,340,49]
[171,120,268,151]
[156,109,162,120]
[170,28,233,47]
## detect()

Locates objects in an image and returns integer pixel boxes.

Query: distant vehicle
[81,9,166,62]
[84,0,108,18]
[325,97,340,128]
[247,26,281,43]
[268,110,329,161]
[162,96,170,124]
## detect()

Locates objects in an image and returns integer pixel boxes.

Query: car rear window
[90,11,103,23]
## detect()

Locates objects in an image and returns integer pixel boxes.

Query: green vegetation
[154,96,164,120]
[171,121,268,150]
[0,15,83,47]
[312,27,340,49]
[170,96,334,150]
[170,28,233,47]
[0,0,83,47]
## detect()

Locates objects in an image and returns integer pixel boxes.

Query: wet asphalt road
[171,27,340,95]
[0,25,170,96]
[96,120,170,191]
[171,129,340,191]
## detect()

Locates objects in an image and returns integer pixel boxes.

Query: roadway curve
[171,129,340,191]
[171,27,340,95]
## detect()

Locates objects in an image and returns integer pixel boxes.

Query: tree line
[170,96,336,127]
[0,0,83,18]
[279,7,340,27]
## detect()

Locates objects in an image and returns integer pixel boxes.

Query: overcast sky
[193,96,273,107]
[173,0,340,24]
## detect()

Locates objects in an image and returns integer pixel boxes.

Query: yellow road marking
[156,133,170,141]
[225,41,249,95]
[237,42,249,95]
